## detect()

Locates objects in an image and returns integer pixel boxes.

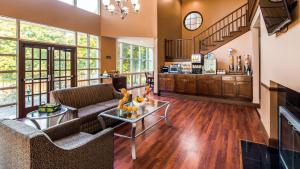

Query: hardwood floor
[113,94,267,169]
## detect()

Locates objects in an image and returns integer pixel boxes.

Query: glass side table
[26,107,68,130]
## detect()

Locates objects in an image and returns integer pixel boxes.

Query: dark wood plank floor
[113,95,267,169]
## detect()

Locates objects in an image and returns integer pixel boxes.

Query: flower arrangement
[119,88,138,112]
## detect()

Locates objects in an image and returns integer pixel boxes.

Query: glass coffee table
[26,107,68,130]
[99,100,171,160]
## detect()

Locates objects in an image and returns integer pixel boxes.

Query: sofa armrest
[63,105,78,118]
[43,118,81,141]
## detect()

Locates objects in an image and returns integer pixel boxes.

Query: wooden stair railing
[165,1,260,61]
[194,3,249,54]
[165,39,193,62]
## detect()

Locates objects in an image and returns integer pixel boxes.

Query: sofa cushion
[50,84,115,109]
[97,99,119,109]
[53,132,92,149]
[78,105,110,120]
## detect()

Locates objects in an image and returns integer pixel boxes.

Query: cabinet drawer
[222,76,236,81]
[236,76,252,82]
[159,74,174,78]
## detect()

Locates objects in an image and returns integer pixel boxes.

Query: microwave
[169,64,181,73]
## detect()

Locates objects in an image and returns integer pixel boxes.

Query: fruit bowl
[133,96,146,107]
[133,100,146,107]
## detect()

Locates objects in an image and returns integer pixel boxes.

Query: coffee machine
[191,54,204,74]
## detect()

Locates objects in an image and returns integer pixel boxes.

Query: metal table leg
[29,119,41,130]
[131,122,137,160]
[164,103,172,126]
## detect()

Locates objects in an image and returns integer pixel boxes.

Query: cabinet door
[165,78,175,92]
[209,80,222,96]
[185,78,196,94]
[236,82,252,99]
[175,78,186,93]
[222,81,236,97]
[197,79,210,95]
[159,78,166,91]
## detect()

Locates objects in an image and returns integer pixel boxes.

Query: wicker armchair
[0,119,114,169]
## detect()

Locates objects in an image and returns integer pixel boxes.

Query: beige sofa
[50,84,129,133]
[0,119,114,169]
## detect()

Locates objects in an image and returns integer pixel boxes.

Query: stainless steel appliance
[169,64,182,73]
[161,66,169,73]
[191,54,203,74]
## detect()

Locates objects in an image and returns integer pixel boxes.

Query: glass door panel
[52,48,73,90]
[19,42,76,118]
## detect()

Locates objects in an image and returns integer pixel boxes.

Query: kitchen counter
[159,73,253,101]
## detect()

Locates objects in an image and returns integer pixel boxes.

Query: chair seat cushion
[97,99,119,109]
[54,132,92,149]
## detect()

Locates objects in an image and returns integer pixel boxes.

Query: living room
[0,0,299,169]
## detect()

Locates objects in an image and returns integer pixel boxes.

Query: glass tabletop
[26,107,68,120]
[100,100,169,123]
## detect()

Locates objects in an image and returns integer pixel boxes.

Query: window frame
[58,0,100,15]
[118,42,154,88]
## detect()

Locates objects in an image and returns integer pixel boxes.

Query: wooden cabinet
[175,75,196,94]
[159,74,252,101]
[196,76,221,96]
[222,75,252,100]
[159,74,175,92]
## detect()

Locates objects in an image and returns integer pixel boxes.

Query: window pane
[78,70,88,80]
[141,59,147,71]
[58,0,74,5]
[0,56,16,71]
[78,80,89,87]
[133,74,140,87]
[90,59,99,69]
[77,59,88,69]
[0,72,16,88]
[90,70,99,79]
[132,46,139,59]
[0,17,16,38]
[0,89,17,105]
[77,32,87,46]
[122,59,130,73]
[0,39,16,54]
[20,21,75,45]
[77,48,87,58]
[90,49,99,58]
[90,35,99,48]
[77,0,99,14]
[122,43,131,59]
[132,59,139,72]
[140,47,147,60]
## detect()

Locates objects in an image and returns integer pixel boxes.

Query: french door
[18,41,77,118]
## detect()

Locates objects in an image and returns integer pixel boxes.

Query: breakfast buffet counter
[158,73,253,101]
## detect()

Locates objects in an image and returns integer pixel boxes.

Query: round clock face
[184,11,203,31]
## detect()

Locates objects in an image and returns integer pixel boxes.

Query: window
[58,0,74,5]
[77,33,100,87]
[57,0,100,15]
[77,0,99,14]
[0,16,101,119]
[117,42,154,88]
[20,21,76,45]
[184,11,203,31]
[0,16,17,119]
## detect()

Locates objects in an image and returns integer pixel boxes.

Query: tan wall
[181,0,247,39]
[0,0,101,35]
[256,3,300,140]
[210,31,260,104]
[101,37,117,73]
[259,6,300,92]
[100,0,157,38]
[157,0,182,67]
[155,0,182,93]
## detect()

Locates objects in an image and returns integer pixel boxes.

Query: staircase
[165,3,252,61]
